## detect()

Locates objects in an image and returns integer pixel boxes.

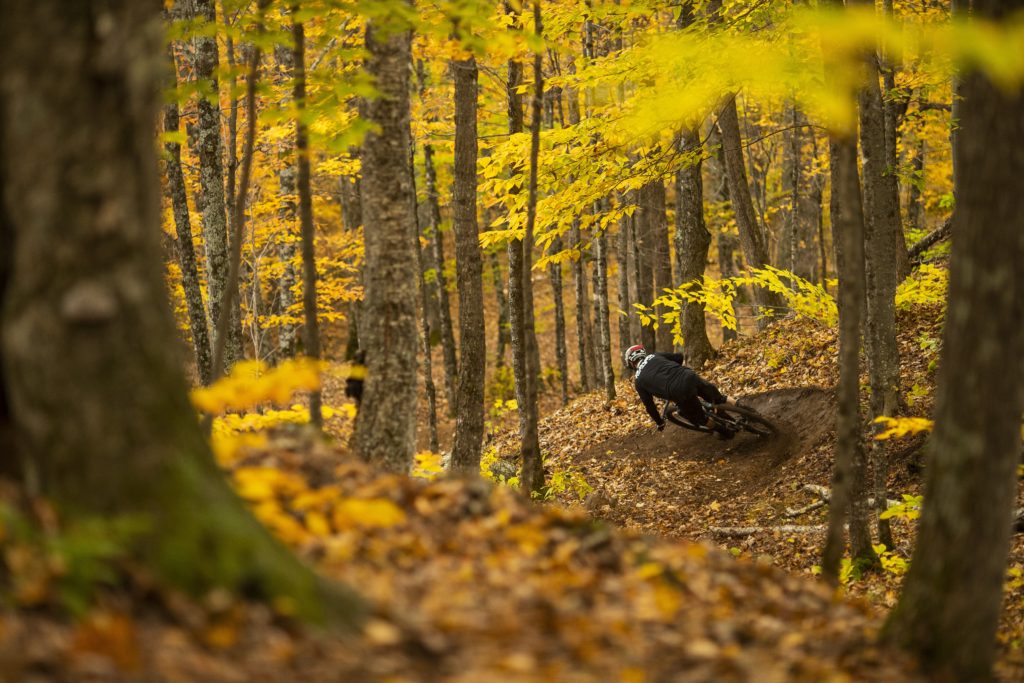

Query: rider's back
[634,353,695,399]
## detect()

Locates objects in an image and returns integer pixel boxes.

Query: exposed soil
[566,387,836,539]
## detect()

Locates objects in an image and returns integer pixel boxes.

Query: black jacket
[632,352,695,424]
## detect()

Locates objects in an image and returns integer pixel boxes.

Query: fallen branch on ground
[709,525,826,538]
[908,218,952,262]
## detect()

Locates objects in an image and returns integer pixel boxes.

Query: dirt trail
[570,387,836,538]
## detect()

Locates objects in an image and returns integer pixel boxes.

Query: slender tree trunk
[646,180,674,352]
[518,0,544,495]
[449,55,485,474]
[705,130,739,343]
[189,0,241,371]
[717,95,786,326]
[571,220,598,388]
[884,13,1024,675]
[634,184,657,350]
[339,170,362,361]
[163,72,213,385]
[491,251,511,368]
[411,150,440,455]
[549,239,570,405]
[593,220,615,400]
[821,135,878,583]
[906,141,924,232]
[853,4,902,548]
[275,45,298,360]
[881,0,912,281]
[292,14,322,427]
[353,17,419,473]
[674,130,715,367]
[422,141,458,414]
[0,0,360,622]
[616,194,634,367]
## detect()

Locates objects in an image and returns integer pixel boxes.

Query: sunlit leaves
[190,358,321,414]
[873,416,934,440]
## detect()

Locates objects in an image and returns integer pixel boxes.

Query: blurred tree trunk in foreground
[0,0,357,621]
[884,0,1024,676]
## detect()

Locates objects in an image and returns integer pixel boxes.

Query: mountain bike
[661,397,777,438]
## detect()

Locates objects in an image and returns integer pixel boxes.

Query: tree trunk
[0,0,359,622]
[853,7,902,548]
[189,0,241,371]
[906,140,924,232]
[645,180,674,352]
[163,66,213,385]
[778,106,820,283]
[518,0,544,495]
[423,141,458,414]
[548,239,570,405]
[616,194,634,368]
[353,18,419,473]
[449,55,485,474]
[593,220,616,400]
[416,62,458,414]
[881,0,912,281]
[705,129,739,343]
[674,129,715,367]
[491,251,511,368]
[633,185,657,351]
[412,151,440,455]
[275,45,298,360]
[292,15,322,428]
[821,134,878,583]
[571,219,597,388]
[716,95,785,326]
[883,7,1024,676]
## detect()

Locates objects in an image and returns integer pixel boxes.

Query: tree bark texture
[189,0,241,370]
[705,130,739,343]
[163,93,213,385]
[411,150,440,455]
[884,8,1024,676]
[633,186,657,351]
[856,27,903,425]
[353,19,419,473]
[422,141,458,414]
[0,0,357,621]
[593,223,616,400]
[616,195,634,367]
[674,130,715,367]
[274,44,298,360]
[518,0,544,495]
[571,220,598,388]
[716,96,785,326]
[777,107,819,282]
[491,251,512,368]
[449,56,485,474]
[292,16,323,427]
[548,239,570,405]
[644,180,674,352]
[821,135,878,583]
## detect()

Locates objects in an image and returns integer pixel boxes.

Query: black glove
[656,421,665,432]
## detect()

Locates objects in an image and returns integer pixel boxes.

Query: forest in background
[0,0,1023,680]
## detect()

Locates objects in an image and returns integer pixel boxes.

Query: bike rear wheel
[713,404,777,437]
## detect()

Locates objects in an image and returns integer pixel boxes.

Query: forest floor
[2,304,1023,681]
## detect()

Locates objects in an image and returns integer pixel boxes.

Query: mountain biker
[624,344,737,439]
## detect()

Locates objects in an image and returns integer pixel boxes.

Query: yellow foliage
[191,358,321,415]
[896,264,948,310]
[332,499,407,530]
[873,416,935,440]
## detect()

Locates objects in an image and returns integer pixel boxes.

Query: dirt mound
[568,387,835,539]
